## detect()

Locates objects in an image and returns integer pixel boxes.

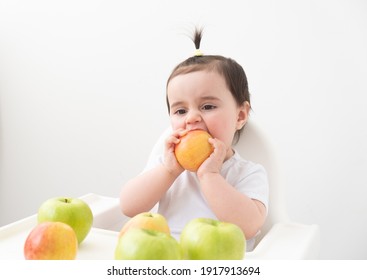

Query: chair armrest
[246,222,321,259]
[80,193,130,232]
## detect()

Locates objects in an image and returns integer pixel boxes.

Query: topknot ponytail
[193,27,203,50]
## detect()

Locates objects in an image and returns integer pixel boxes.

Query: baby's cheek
[170,122,186,132]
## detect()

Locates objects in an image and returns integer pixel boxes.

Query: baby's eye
[202,104,216,110]
[175,109,187,115]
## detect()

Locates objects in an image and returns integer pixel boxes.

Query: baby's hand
[197,138,227,179]
[162,128,187,177]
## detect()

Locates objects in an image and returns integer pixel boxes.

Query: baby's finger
[166,135,180,146]
[171,128,188,138]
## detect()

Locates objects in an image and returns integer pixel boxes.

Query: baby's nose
[185,110,202,124]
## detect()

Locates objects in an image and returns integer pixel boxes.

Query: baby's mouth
[186,127,208,133]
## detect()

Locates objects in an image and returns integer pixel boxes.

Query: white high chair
[142,119,321,259]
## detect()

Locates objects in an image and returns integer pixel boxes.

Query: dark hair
[166,28,251,143]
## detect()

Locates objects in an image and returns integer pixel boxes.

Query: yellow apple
[24,221,78,260]
[174,129,214,172]
[119,212,170,237]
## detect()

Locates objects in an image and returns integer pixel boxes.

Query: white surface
[1,1,367,259]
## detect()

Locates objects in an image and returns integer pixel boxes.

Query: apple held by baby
[174,129,214,172]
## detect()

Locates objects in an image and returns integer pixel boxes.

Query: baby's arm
[119,129,186,217]
[119,164,179,217]
[197,138,267,240]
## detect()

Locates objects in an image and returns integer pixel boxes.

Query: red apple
[24,221,78,260]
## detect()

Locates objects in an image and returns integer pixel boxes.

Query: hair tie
[194,49,203,57]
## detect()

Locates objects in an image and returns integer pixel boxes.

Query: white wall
[1,0,366,259]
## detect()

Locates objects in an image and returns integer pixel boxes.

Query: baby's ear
[236,101,250,130]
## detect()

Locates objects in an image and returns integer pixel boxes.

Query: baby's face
[167,70,248,159]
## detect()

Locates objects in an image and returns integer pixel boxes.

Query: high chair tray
[0,193,127,260]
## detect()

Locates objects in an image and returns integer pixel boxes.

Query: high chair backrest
[146,119,288,244]
[233,120,289,243]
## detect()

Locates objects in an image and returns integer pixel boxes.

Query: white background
[0,0,366,259]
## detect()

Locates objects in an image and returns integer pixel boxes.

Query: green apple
[115,228,181,260]
[24,221,78,260]
[37,197,93,244]
[180,218,246,260]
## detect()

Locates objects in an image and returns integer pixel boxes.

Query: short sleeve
[222,151,269,212]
